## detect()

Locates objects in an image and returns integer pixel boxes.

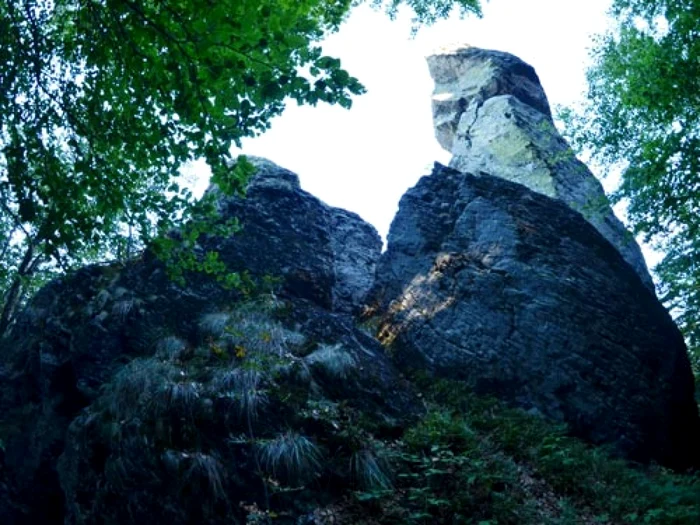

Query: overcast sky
[186,0,615,242]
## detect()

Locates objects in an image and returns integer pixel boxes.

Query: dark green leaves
[0,0,483,334]
[375,0,482,31]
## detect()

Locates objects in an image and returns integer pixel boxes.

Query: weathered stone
[427,46,654,291]
[208,157,382,313]
[0,160,410,524]
[427,45,552,151]
[53,298,418,525]
[373,162,700,469]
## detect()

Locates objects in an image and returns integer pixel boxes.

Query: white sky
[189,0,616,241]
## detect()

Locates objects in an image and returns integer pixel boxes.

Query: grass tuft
[112,298,135,320]
[199,312,231,338]
[156,336,188,360]
[102,358,177,422]
[212,368,268,421]
[305,344,356,379]
[350,448,392,490]
[258,431,323,486]
[182,452,226,501]
[151,380,201,421]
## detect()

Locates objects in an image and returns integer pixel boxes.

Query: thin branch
[0,198,33,240]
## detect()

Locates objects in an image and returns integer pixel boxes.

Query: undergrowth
[349,378,700,524]
[50,293,699,524]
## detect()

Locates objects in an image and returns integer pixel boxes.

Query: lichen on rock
[427,45,654,290]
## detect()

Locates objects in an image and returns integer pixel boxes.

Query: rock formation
[204,157,382,314]
[0,159,416,524]
[427,46,654,290]
[0,50,699,525]
[372,162,699,468]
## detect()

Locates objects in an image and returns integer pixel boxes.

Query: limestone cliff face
[427,46,654,291]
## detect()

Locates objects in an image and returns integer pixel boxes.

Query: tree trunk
[0,243,39,337]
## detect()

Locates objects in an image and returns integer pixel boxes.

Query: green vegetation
[79,295,315,522]
[41,278,692,523]
[351,379,700,524]
[258,431,323,485]
[0,0,482,337]
[559,0,700,369]
[72,297,699,525]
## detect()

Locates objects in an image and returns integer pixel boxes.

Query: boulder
[372,162,700,469]
[207,157,382,313]
[427,46,654,291]
[0,159,414,524]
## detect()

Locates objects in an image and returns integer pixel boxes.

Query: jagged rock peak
[207,157,382,313]
[426,46,654,291]
[427,45,552,152]
[245,156,301,190]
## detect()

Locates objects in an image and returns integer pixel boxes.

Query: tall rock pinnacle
[427,46,654,291]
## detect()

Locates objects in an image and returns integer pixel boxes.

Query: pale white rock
[427,46,654,291]
[428,45,552,152]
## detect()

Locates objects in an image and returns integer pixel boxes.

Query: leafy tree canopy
[560,0,700,367]
[0,0,482,334]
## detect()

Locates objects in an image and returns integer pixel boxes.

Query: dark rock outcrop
[1,48,699,525]
[372,162,700,469]
[206,157,382,313]
[0,160,414,524]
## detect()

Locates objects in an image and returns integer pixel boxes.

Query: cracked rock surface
[427,46,654,290]
[0,160,412,524]
[206,157,383,314]
[372,163,699,469]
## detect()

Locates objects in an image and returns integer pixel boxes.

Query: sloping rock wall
[427,46,654,291]
[0,160,414,524]
[372,162,700,468]
[206,157,382,313]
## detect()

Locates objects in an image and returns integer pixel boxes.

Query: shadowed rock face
[206,157,383,314]
[0,152,698,525]
[0,54,699,521]
[373,162,700,469]
[427,46,654,291]
[0,160,415,524]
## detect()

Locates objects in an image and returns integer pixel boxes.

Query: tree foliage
[0,0,481,334]
[560,0,700,365]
